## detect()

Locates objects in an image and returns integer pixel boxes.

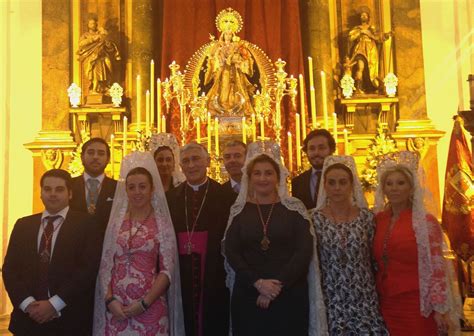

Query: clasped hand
[254,279,282,309]
[26,300,58,324]
[108,299,145,321]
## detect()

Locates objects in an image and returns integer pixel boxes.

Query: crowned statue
[185,8,275,118]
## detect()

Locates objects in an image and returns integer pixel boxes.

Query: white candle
[260,116,265,139]
[157,78,162,131]
[207,112,211,153]
[150,60,155,127]
[123,116,128,157]
[242,117,247,144]
[145,90,150,135]
[299,74,307,139]
[196,117,201,143]
[136,75,141,131]
[161,115,166,132]
[310,86,317,128]
[251,113,256,142]
[287,132,293,171]
[215,117,220,156]
[308,57,314,89]
[321,71,328,129]
[295,114,301,169]
[110,134,115,178]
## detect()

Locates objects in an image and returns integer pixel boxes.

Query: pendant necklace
[127,208,153,254]
[85,179,103,215]
[256,198,276,252]
[381,215,398,277]
[184,180,210,255]
[39,220,62,263]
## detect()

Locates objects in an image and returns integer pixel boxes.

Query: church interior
[0,0,473,331]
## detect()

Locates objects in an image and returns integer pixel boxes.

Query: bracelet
[105,296,117,312]
[140,299,149,311]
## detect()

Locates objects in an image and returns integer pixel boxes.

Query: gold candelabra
[162,61,192,144]
[266,59,297,145]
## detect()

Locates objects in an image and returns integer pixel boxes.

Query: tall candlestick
[214,117,220,156]
[242,117,247,143]
[299,74,307,139]
[207,112,211,152]
[310,86,317,128]
[332,113,338,154]
[150,60,155,127]
[321,71,329,129]
[196,118,201,143]
[136,75,141,131]
[157,79,162,131]
[123,116,128,157]
[308,57,314,89]
[145,90,150,135]
[343,128,349,154]
[251,113,256,142]
[161,115,166,132]
[295,113,301,169]
[287,132,293,171]
[110,134,115,178]
[260,116,265,139]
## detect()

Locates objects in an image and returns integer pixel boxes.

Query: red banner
[442,117,474,261]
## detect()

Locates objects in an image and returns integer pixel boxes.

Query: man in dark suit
[2,169,102,336]
[166,142,229,336]
[222,140,247,202]
[70,137,117,236]
[291,129,336,209]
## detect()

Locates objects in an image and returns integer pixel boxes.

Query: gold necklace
[256,197,277,252]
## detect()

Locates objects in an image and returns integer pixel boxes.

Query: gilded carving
[41,149,64,170]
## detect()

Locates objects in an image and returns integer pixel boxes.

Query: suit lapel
[32,214,43,254]
[76,176,87,211]
[49,212,73,266]
[96,176,112,208]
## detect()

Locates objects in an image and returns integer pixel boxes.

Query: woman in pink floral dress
[94,152,184,336]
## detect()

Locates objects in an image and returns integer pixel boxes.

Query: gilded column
[25,0,76,212]
[131,0,153,128]
[306,0,335,123]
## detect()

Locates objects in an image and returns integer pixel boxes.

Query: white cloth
[222,141,328,336]
[148,132,186,187]
[93,151,185,336]
[315,155,368,211]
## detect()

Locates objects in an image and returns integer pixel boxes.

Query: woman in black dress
[223,141,327,336]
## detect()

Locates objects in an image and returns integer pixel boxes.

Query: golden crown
[215,7,243,33]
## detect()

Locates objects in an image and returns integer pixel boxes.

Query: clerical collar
[84,172,105,184]
[187,178,208,191]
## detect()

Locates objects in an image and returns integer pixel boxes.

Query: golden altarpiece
[25,0,445,217]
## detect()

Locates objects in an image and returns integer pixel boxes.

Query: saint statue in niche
[77,16,121,96]
[347,6,392,94]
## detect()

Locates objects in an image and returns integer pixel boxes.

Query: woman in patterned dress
[93,152,184,336]
[372,151,462,335]
[313,155,387,335]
